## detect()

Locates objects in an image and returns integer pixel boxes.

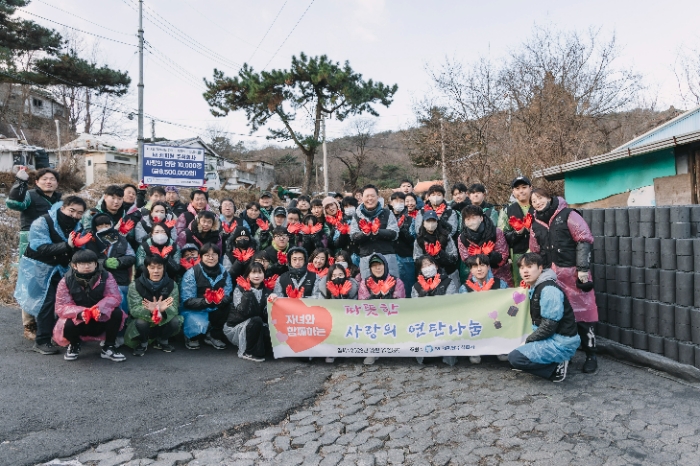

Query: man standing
[398,179,424,209]
[498,176,534,285]
[468,183,499,226]
[15,196,88,355]
[259,191,274,222]
[350,184,400,279]
[6,167,62,340]
[81,185,127,232]
[165,186,188,218]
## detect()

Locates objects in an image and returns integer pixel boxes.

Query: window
[32,98,43,108]
[114,155,130,162]
[87,160,92,166]
[54,109,64,117]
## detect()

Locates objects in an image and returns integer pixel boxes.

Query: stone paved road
[45,352,700,466]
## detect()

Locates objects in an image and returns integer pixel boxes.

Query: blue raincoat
[14,202,84,316]
[179,264,232,338]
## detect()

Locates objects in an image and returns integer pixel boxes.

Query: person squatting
[10,172,598,382]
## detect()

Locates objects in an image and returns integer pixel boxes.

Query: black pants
[508,349,558,380]
[577,322,596,355]
[207,304,229,341]
[245,316,271,358]
[63,309,122,346]
[36,273,62,345]
[133,318,180,343]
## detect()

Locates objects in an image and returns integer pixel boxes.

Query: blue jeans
[508,349,558,379]
[396,255,416,292]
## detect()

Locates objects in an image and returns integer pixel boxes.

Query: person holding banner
[529,188,598,374]
[175,189,211,236]
[136,222,181,280]
[271,247,317,299]
[223,262,272,363]
[458,205,511,286]
[508,253,580,383]
[413,210,459,283]
[180,243,232,350]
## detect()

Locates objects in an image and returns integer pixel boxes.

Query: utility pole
[439,118,447,193]
[151,119,156,141]
[137,0,144,181]
[54,119,61,165]
[321,115,329,196]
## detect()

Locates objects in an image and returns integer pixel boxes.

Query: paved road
[0,305,332,466]
[47,353,700,465]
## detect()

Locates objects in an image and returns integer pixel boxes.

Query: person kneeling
[508,253,580,383]
[125,255,182,356]
[53,250,126,362]
[223,263,272,362]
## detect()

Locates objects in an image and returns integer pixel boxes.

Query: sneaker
[204,333,226,350]
[33,341,59,355]
[101,345,126,362]
[185,338,200,350]
[582,354,598,373]
[153,339,175,353]
[23,324,36,341]
[325,357,335,363]
[240,353,265,362]
[469,356,481,364]
[551,360,569,383]
[133,343,148,357]
[363,357,377,365]
[64,343,81,361]
[497,354,509,362]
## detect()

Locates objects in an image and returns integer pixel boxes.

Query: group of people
[9,168,598,382]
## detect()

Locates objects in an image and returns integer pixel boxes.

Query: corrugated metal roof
[614,106,700,151]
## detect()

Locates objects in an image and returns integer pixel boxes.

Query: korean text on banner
[267,288,531,358]
[142,144,206,187]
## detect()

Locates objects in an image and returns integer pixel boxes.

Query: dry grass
[0,260,18,306]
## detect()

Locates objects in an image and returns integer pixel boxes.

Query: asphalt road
[0,305,333,466]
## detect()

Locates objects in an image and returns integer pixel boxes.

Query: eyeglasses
[202,253,218,258]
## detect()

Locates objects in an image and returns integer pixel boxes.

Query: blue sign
[142,144,206,187]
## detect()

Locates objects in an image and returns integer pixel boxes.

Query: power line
[32,0,135,36]
[143,40,206,90]
[248,0,288,64]
[17,9,138,47]
[262,0,315,71]
[179,0,265,52]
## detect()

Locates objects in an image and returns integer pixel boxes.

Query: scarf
[134,273,175,300]
[460,216,496,247]
[202,262,221,280]
[359,203,383,220]
[535,196,559,225]
[56,210,79,237]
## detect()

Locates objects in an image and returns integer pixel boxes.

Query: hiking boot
[153,339,175,353]
[469,356,481,364]
[582,354,598,373]
[23,324,36,341]
[551,360,569,383]
[33,341,59,355]
[185,337,200,350]
[363,357,377,365]
[204,333,226,350]
[101,345,126,362]
[240,353,265,362]
[64,343,81,361]
[133,343,148,357]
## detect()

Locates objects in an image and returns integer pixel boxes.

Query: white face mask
[465,218,482,231]
[152,233,168,245]
[392,203,404,213]
[429,195,443,205]
[152,213,165,222]
[344,207,356,217]
[337,261,348,270]
[422,265,437,278]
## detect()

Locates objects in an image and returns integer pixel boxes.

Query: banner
[142,144,206,187]
[267,288,532,358]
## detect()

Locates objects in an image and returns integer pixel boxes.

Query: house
[56,134,138,185]
[0,136,50,171]
[224,160,275,190]
[0,85,68,121]
[533,106,700,207]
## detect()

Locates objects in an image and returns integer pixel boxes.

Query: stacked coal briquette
[585,205,700,369]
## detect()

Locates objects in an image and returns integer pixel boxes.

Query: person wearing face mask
[529,188,598,374]
[134,201,176,246]
[175,189,211,236]
[52,249,126,362]
[350,185,400,280]
[458,205,511,286]
[223,226,256,281]
[180,243,233,350]
[264,226,291,278]
[223,262,273,362]
[413,185,458,239]
[124,255,181,357]
[413,210,459,283]
[322,197,350,254]
[178,210,222,251]
[85,214,136,313]
[136,222,182,280]
[341,196,361,264]
[334,250,360,280]
[271,247,318,299]
[16,197,88,355]
[497,176,535,285]
[389,192,416,292]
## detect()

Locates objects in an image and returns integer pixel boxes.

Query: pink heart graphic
[276,331,288,343]
[488,310,498,320]
[513,291,526,305]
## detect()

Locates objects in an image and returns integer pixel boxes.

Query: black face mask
[236,238,251,249]
[57,209,78,234]
[331,277,346,286]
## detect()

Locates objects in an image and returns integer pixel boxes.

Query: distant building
[0,85,67,122]
[534,106,700,207]
[224,160,275,190]
[0,136,50,171]
[57,134,137,185]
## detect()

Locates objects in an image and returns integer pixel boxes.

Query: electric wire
[32,0,135,36]
[248,0,287,64]
[179,0,264,52]
[16,9,138,46]
[262,0,315,71]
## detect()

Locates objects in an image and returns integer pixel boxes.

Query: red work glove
[117,219,135,235]
[256,218,270,231]
[236,276,251,291]
[481,241,495,255]
[358,219,372,235]
[371,217,381,234]
[70,232,93,248]
[264,274,279,290]
[277,251,288,265]
[337,223,350,235]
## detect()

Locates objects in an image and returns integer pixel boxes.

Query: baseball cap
[511,176,531,188]
[273,206,286,217]
[423,210,439,222]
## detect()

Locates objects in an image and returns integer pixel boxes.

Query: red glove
[151,309,163,325]
[433,204,446,216]
[204,288,225,305]
[117,219,135,235]
[326,282,341,297]
[425,242,441,256]
[222,221,237,234]
[287,223,302,234]
[371,217,381,234]
[340,280,352,296]
[70,232,93,248]
[481,241,495,255]
[519,280,530,289]
[509,216,524,231]
[285,285,304,298]
[180,257,199,269]
[366,278,382,296]
[277,251,288,265]
[233,248,255,263]
[523,213,533,229]
[467,243,482,256]
[337,223,350,235]
[165,219,177,229]
[256,218,270,231]
[397,216,405,228]
[380,276,396,295]
[138,180,148,191]
[236,276,251,291]
[328,257,335,265]
[264,274,279,290]
[358,219,372,234]
[82,305,100,323]
[325,215,338,227]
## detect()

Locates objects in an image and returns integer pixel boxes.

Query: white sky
[19,0,700,146]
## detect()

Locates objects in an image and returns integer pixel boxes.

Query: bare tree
[675,46,700,106]
[331,118,378,191]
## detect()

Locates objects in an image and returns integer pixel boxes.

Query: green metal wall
[564,148,676,204]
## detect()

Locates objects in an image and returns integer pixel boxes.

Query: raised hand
[236,276,252,291]
[117,219,135,235]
